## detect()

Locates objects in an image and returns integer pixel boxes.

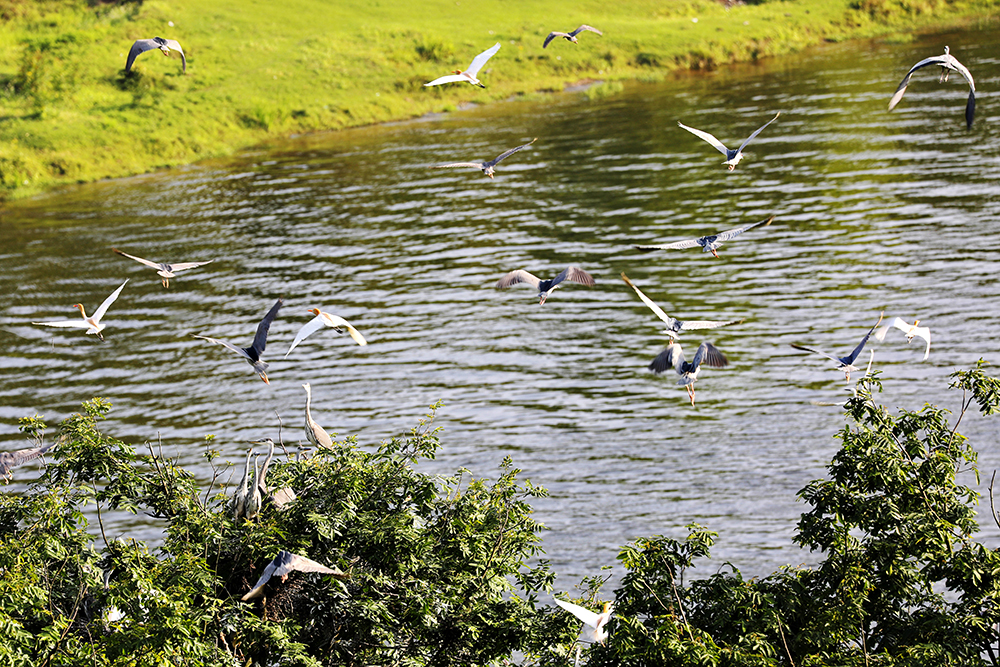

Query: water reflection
[2,28,1000,585]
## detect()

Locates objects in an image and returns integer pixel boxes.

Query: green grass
[0,0,996,201]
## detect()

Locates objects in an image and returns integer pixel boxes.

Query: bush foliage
[4,364,1000,665]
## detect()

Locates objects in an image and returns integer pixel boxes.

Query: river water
[2,26,999,587]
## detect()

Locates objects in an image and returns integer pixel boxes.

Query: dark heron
[543,25,603,48]
[112,248,212,288]
[496,266,595,304]
[126,37,186,73]
[634,215,773,258]
[424,42,500,88]
[430,138,536,179]
[621,272,744,339]
[194,298,282,384]
[888,46,976,129]
[242,550,348,601]
[651,340,728,406]
[678,112,780,170]
[791,312,884,381]
[32,279,129,341]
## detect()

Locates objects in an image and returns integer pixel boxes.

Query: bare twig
[990,472,1000,533]
[275,410,291,459]
[778,620,796,667]
[665,567,694,642]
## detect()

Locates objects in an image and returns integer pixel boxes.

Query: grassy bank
[0,0,997,202]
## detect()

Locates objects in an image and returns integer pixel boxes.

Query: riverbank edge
[1,1,997,206]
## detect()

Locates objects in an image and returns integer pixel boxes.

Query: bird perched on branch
[888,46,976,129]
[242,550,348,601]
[424,42,500,88]
[194,299,282,384]
[791,312,884,381]
[651,341,728,406]
[543,25,602,48]
[496,267,595,304]
[635,215,773,258]
[125,37,186,73]
[430,138,536,179]
[678,112,779,170]
[112,248,212,288]
[32,280,129,341]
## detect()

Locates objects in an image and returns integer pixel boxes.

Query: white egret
[553,598,614,645]
[678,112,780,170]
[875,317,931,361]
[32,279,129,341]
[285,309,366,358]
[424,42,500,88]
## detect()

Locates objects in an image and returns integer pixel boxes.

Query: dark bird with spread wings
[496,266,595,304]
[430,139,536,179]
[194,299,283,384]
[888,46,976,129]
[126,37,186,73]
[112,248,212,288]
[651,341,728,406]
[543,25,602,48]
[791,312,884,381]
[678,112,780,170]
[635,215,773,258]
[242,550,348,601]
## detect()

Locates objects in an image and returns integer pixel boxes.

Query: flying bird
[651,340,728,406]
[0,434,63,480]
[888,46,976,129]
[112,248,212,288]
[285,309,367,358]
[302,383,334,450]
[634,215,774,258]
[496,267,595,304]
[125,37,186,73]
[678,112,780,170]
[194,298,282,384]
[242,550,348,601]
[791,312,885,381]
[543,25,603,48]
[621,272,744,340]
[553,598,614,645]
[430,138,536,179]
[875,317,931,361]
[424,42,501,88]
[32,279,129,341]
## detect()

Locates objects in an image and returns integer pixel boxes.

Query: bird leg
[162,277,170,288]
[710,249,720,259]
[938,68,950,83]
[687,385,696,406]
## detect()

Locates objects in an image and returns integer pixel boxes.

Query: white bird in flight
[651,340,728,406]
[125,37,186,73]
[791,312,884,381]
[888,46,975,129]
[496,267,595,304]
[32,279,129,341]
[621,272,744,340]
[112,248,212,288]
[678,112,780,170]
[430,138,536,179]
[875,317,931,361]
[543,25,603,48]
[242,550,348,601]
[553,598,614,645]
[425,42,501,88]
[285,309,367,358]
[634,215,773,258]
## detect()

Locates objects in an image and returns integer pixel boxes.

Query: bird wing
[714,215,774,243]
[251,299,283,356]
[430,162,484,170]
[33,320,91,329]
[790,343,844,365]
[543,32,568,48]
[634,238,701,251]
[92,280,129,323]
[285,315,328,358]
[167,260,213,272]
[561,266,595,287]
[424,74,468,87]
[735,112,780,155]
[916,328,931,360]
[888,55,948,110]
[466,42,501,77]
[125,39,161,71]
[0,442,53,475]
[650,341,685,375]
[496,270,541,290]
[680,318,744,331]
[112,248,162,271]
[554,598,601,629]
[241,557,280,601]
[287,553,346,577]
[162,39,186,72]
[692,341,728,368]
[874,324,891,342]
[318,312,368,346]
[620,273,680,330]
[677,122,729,155]
[485,138,536,168]
[841,312,884,365]
[571,25,603,37]
[193,335,249,359]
